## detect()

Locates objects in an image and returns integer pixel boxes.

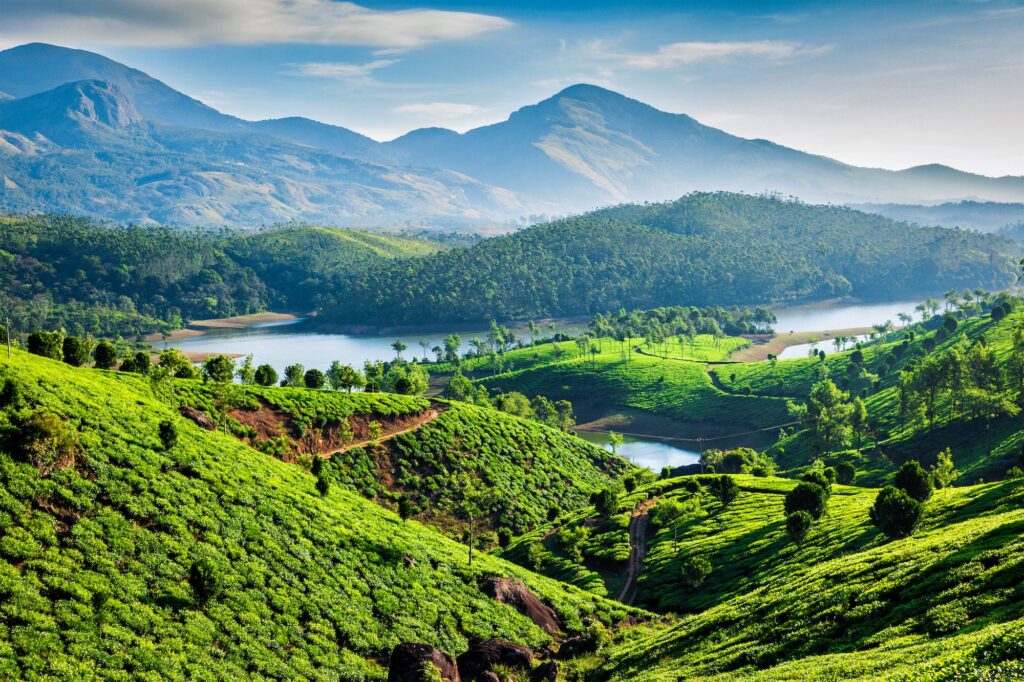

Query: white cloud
[393,102,486,120]
[288,59,397,82]
[619,41,831,70]
[0,0,512,49]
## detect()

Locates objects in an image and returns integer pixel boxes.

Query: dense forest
[0,216,436,337]
[326,193,1019,326]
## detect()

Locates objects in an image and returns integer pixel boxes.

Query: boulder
[179,405,215,430]
[456,639,533,681]
[531,660,559,681]
[481,577,561,635]
[388,642,460,682]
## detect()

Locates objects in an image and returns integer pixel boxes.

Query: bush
[93,341,118,369]
[591,488,619,518]
[497,527,513,548]
[203,355,236,383]
[27,330,64,360]
[709,475,739,508]
[16,411,80,475]
[784,482,827,519]
[786,511,813,548]
[304,368,327,389]
[870,486,923,539]
[254,364,278,386]
[159,420,178,450]
[61,335,93,367]
[680,556,712,590]
[894,460,933,502]
[121,351,151,375]
[801,470,832,498]
[836,462,856,485]
[188,558,225,605]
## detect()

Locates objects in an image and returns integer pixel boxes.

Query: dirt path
[326,405,445,455]
[617,497,657,605]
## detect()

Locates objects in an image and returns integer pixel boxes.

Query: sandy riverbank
[729,326,874,362]
[144,312,301,343]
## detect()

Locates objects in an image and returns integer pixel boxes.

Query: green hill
[0,349,636,679]
[329,193,1018,326]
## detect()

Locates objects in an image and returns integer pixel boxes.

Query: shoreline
[144,312,303,343]
[729,326,874,362]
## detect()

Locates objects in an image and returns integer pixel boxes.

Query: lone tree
[391,339,407,360]
[93,341,118,370]
[188,558,225,606]
[870,486,923,539]
[254,364,278,387]
[784,482,828,519]
[202,355,235,383]
[709,475,739,509]
[893,460,933,502]
[786,511,813,548]
[590,487,619,518]
[608,431,623,456]
[283,363,305,387]
[836,462,857,485]
[397,495,416,522]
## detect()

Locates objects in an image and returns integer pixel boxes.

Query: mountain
[853,200,1024,232]
[326,192,1020,326]
[389,84,1024,210]
[2,43,1024,226]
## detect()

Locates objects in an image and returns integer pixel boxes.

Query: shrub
[680,556,712,590]
[786,511,813,548]
[27,330,64,360]
[188,558,225,605]
[254,364,278,386]
[304,368,327,389]
[930,448,959,489]
[0,378,23,409]
[709,475,739,508]
[870,486,923,539]
[801,470,832,498]
[93,341,118,369]
[1007,466,1024,480]
[836,462,856,485]
[158,420,178,450]
[591,488,619,518]
[203,355,235,383]
[121,351,151,375]
[894,460,933,502]
[497,527,513,548]
[17,412,80,475]
[61,335,93,367]
[784,482,827,519]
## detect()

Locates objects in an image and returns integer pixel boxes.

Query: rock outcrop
[482,576,561,635]
[388,642,461,682]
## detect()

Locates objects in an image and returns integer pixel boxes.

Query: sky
[2,0,1023,176]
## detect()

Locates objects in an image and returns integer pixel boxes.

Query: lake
[577,431,701,471]
[168,298,924,373]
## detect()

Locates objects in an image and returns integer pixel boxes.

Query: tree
[808,380,853,455]
[397,495,416,522]
[608,431,623,455]
[680,555,712,590]
[159,348,197,379]
[203,355,235,384]
[61,335,93,367]
[236,354,256,384]
[836,462,856,485]
[558,526,589,564]
[27,330,63,360]
[283,363,305,387]
[786,511,813,548]
[930,448,959,489]
[709,475,739,508]
[303,368,327,389]
[444,334,462,363]
[254,364,278,387]
[785,482,827,519]
[800,470,832,500]
[850,396,869,448]
[651,497,695,547]
[188,558,225,606]
[93,341,118,369]
[391,339,407,360]
[158,420,178,450]
[418,339,430,363]
[870,486,923,539]
[893,460,932,502]
[122,351,151,375]
[591,488,619,518]
[327,361,364,392]
[382,362,429,395]
[363,360,384,392]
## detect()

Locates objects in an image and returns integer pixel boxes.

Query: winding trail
[327,405,446,455]
[617,497,657,605]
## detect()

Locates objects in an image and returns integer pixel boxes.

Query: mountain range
[2,42,1024,227]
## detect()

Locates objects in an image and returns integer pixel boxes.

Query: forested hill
[325,193,1019,326]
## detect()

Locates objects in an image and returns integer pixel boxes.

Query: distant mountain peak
[0,79,142,144]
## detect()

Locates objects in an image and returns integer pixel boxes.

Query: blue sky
[3,0,1023,176]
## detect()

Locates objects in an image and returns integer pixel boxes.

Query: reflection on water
[777,334,870,360]
[577,431,700,472]
[773,300,919,333]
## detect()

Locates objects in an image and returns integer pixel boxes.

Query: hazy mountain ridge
[1,43,1023,226]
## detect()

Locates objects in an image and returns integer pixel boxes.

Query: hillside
[0,215,439,338]
[3,45,1024,226]
[0,349,639,678]
[854,200,1024,233]
[329,193,1019,325]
